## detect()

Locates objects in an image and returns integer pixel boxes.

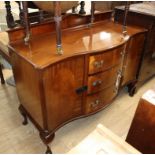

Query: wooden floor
[0,69,155,153]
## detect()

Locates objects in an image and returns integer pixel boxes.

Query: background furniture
[115,2,155,90]
[126,86,155,153]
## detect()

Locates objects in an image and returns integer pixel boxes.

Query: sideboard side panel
[122,33,145,86]
[11,52,44,128]
[115,7,155,85]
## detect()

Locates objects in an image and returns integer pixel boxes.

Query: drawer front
[87,66,119,94]
[85,85,116,114]
[88,46,124,74]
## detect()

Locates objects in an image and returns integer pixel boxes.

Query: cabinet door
[43,56,84,131]
[122,33,145,86]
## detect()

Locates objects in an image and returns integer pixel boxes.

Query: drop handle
[91,99,100,108]
[92,80,102,86]
[94,60,104,68]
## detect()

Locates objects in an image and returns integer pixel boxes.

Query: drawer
[88,46,124,74]
[87,66,119,94]
[85,85,117,114]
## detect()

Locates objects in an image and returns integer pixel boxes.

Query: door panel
[43,56,84,131]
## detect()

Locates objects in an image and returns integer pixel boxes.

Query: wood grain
[43,56,84,131]
[126,87,155,153]
[4,12,147,145]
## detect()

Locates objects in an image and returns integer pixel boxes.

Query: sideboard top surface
[9,20,146,69]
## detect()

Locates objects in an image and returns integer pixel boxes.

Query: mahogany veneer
[9,19,146,141]
[0,13,147,152]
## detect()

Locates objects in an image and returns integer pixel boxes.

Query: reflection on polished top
[9,20,145,69]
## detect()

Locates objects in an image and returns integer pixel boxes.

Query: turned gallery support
[122,1,130,36]
[91,1,95,24]
[54,1,63,55]
[18,2,25,26]
[22,1,31,43]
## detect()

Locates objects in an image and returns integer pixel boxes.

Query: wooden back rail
[4,1,86,29]
[20,1,130,54]
[7,12,112,43]
[21,1,87,54]
[4,12,113,44]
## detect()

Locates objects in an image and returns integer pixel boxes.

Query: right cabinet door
[121,33,145,86]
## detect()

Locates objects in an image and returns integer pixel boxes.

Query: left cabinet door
[43,56,85,131]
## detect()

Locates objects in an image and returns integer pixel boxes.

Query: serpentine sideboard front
[0,13,146,153]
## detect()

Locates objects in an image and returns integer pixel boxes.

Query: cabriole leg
[40,131,55,154]
[18,105,28,125]
[0,63,5,84]
[45,145,52,154]
[127,82,137,97]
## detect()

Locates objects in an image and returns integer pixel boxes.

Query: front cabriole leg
[40,130,55,154]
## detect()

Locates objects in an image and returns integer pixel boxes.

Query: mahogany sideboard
[115,2,155,89]
[0,12,146,153]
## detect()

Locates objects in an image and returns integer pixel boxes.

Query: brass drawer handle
[91,99,100,108]
[92,80,102,86]
[94,60,104,68]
